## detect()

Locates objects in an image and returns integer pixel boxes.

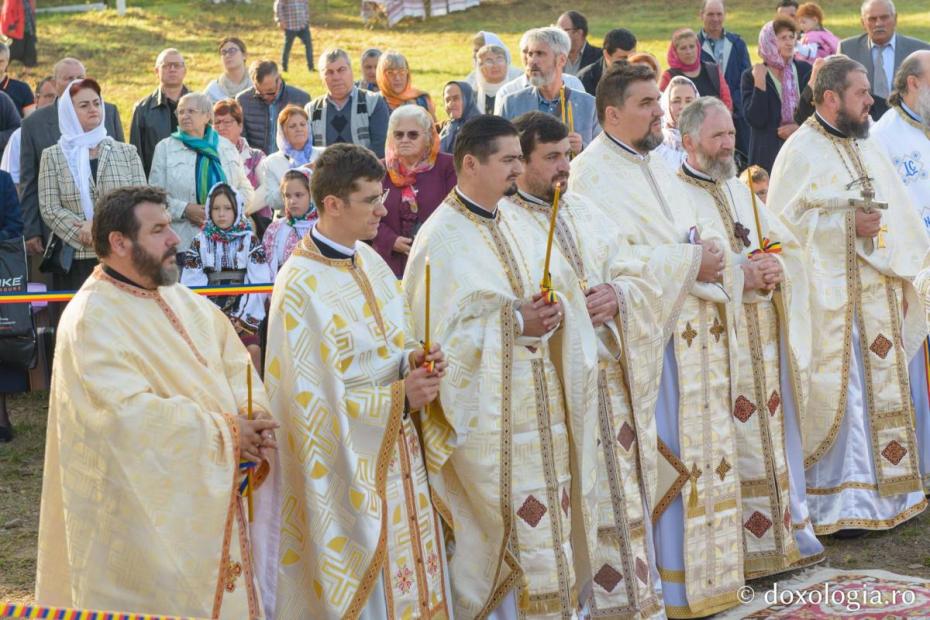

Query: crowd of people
[4,0,930,618]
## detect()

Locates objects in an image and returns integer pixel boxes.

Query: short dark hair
[35,76,54,94]
[813,55,867,104]
[281,168,311,193]
[93,186,167,258]
[775,0,799,9]
[513,111,569,160]
[310,144,385,209]
[218,36,247,55]
[249,59,278,84]
[603,28,637,55]
[595,62,656,124]
[561,10,589,37]
[452,115,519,172]
[772,16,798,35]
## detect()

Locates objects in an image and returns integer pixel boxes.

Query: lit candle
[246,363,254,522]
[747,170,764,251]
[423,256,431,356]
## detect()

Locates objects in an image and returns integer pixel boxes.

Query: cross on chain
[733,222,752,248]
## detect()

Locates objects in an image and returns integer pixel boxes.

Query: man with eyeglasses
[556,10,601,76]
[305,48,389,157]
[236,58,310,155]
[130,48,190,175]
[839,0,930,120]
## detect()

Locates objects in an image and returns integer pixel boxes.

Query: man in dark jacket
[556,11,602,76]
[129,48,189,176]
[577,28,637,96]
[236,59,310,155]
[19,57,124,256]
[698,0,752,156]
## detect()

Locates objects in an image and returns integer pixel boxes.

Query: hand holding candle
[540,183,561,304]
[422,256,435,372]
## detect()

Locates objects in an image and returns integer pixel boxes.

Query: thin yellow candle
[541,184,561,290]
[567,99,574,134]
[747,169,764,251]
[246,363,254,522]
[560,85,567,125]
[423,256,431,356]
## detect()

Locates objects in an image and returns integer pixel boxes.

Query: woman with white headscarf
[38,78,145,291]
[250,104,321,216]
[655,74,699,170]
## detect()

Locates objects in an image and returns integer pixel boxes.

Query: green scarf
[172,125,227,204]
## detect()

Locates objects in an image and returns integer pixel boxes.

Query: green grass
[19,0,930,125]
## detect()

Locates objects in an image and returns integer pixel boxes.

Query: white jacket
[149,134,253,251]
[250,148,321,216]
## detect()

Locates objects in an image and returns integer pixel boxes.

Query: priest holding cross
[767,55,930,537]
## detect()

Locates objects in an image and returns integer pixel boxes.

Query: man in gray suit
[19,57,124,256]
[840,0,930,120]
[497,27,600,152]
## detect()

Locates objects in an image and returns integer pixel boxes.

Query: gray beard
[836,106,870,139]
[916,87,930,130]
[635,129,664,152]
[528,73,550,88]
[696,150,737,182]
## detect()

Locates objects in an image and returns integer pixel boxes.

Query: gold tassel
[519,581,530,611]
[688,463,700,509]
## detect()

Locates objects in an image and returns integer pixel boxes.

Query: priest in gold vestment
[510,111,670,619]
[262,144,452,619]
[37,186,278,619]
[404,116,601,618]
[570,64,744,619]
[767,56,930,535]
[676,97,824,578]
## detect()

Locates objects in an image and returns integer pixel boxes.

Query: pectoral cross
[847,185,889,251]
[733,222,752,248]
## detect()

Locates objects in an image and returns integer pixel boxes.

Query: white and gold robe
[37,266,268,619]
[768,114,930,534]
[508,189,668,619]
[403,190,600,619]
[570,134,743,620]
[677,167,825,577]
[262,237,451,619]
[873,103,930,492]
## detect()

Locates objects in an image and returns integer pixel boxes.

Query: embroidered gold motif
[224,561,242,592]
[682,322,697,347]
[744,511,773,539]
[870,333,893,359]
[715,457,731,481]
[710,317,725,343]
[882,440,907,466]
[733,395,757,423]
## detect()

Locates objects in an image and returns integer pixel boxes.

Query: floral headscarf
[198,182,252,270]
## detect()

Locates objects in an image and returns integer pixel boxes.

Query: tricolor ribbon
[748,238,782,257]
[0,283,275,305]
[0,602,203,619]
[540,273,557,305]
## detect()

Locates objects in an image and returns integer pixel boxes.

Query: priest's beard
[132,243,180,286]
[835,105,870,139]
[634,126,664,152]
[696,148,737,182]
[917,86,930,130]
[503,181,519,197]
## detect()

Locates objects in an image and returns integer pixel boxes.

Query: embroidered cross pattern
[870,333,893,359]
[682,322,697,347]
[734,221,752,248]
[767,391,781,416]
[594,563,624,593]
[715,457,731,481]
[517,495,547,527]
[224,561,242,592]
[733,395,757,422]
[617,422,636,451]
[882,440,907,466]
[710,317,725,343]
[744,511,773,539]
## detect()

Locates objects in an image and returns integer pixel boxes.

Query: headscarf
[660,75,699,147]
[270,169,316,272]
[477,31,512,65]
[57,79,107,221]
[376,60,436,118]
[172,124,227,205]
[666,29,702,73]
[275,116,316,169]
[385,117,441,213]
[439,81,480,153]
[197,182,252,270]
[758,20,800,125]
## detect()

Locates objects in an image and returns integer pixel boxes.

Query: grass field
[20,0,930,124]
[4,0,930,609]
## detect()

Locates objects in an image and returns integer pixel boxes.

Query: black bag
[39,233,75,275]
[0,237,37,367]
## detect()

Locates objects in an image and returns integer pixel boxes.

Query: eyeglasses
[393,130,421,140]
[386,69,408,78]
[159,62,185,70]
[479,57,507,67]
[220,47,241,56]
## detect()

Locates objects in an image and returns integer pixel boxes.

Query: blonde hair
[739,165,769,187]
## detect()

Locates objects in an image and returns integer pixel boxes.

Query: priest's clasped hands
[406,343,447,411]
[238,413,279,463]
[744,255,784,292]
[521,293,564,337]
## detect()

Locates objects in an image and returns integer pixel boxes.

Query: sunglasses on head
[393,130,421,140]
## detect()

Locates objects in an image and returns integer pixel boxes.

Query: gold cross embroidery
[682,322,697,347]
[716,457,731,481]
[710,317,725,343]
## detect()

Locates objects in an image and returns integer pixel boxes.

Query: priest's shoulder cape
[37,266,269,619]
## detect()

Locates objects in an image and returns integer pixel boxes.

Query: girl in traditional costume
[262,169,317,278]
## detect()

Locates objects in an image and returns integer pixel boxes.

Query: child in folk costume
[262,169,317,277]
[183,182,271,369]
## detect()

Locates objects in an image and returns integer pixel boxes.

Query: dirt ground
[3,392,930,607]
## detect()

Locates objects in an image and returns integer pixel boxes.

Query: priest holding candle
[403,115,601,618]
[262,143,452,619]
